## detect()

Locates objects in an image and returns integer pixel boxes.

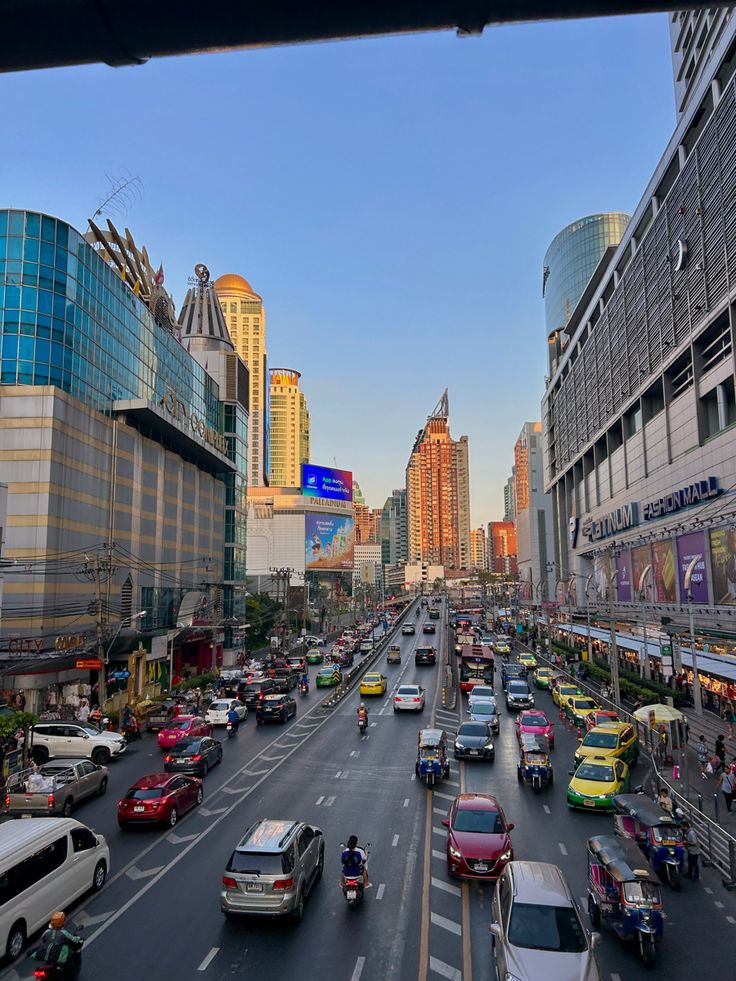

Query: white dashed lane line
[197,947,219,972]
[431,849,446,861]
[433,791,456,801]
[430,912,462,936]
[392,834,400,846]
[429,956,462,981]
[376,883,386,900]
[431,876,461,897]
[558,842,568,856]
[350,956,366,981]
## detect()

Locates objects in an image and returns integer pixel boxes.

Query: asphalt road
[5,604,736,981]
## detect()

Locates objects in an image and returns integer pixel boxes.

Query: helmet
[359,703,365,709]
[50,911,65,929]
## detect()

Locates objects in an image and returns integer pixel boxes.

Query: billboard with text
[305,513,355,571]
[302,464,353,502]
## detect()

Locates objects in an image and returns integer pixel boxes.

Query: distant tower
[268,368,310,487]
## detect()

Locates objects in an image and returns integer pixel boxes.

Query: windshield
[575,763,614,782]
[209,702,229,711]
[623,881,661,905]
[167,719,194,729]
[508,682,529,694]
[572,699,597,710]
[79,724,105,736]
[458,723,488,737]
[171,738,199,752]
[651,826,684,844]
[227,851,290,875]
[472,703,496,716]
[583,731,618,748]
[398,687,419,695]
[470,687,493,700]
[453,809,503,833]
[521,714,547,727]
[127,788,163,800]
[508,903,587,953]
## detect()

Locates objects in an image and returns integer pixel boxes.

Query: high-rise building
[381,488,408,567]
[488,521,518,576]
[503,471,516,523]
[268,368,310,487]
[670,8,733,116]
[514,422,554,596]
[469,527,487,571]
[353,543,383,592]
[353,503,382,545]
[406,390,471,571]
[214,274,268,486]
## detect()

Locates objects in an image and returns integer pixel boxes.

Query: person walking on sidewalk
[724,701,736,740]
[718,764,735,813]
[715,734,726,775]
[697,735,710,778]
[682,820,700,880]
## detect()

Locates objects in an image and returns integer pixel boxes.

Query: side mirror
[506,823,515,831]
[590,931,601,950]
[441,818,449,828]
[568,770,575,776]
[83,734,90,740]
[489,922,502,938]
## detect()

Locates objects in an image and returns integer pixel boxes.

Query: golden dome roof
[214,273,260,298]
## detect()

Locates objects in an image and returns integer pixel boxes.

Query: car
[118,773,203,828]
[505,680,534,711]
[491,861,601,981]
[532,667,555,689]
[359,639,374,653]
[221,819,324,919]
[428,608,440,620]
[442,793,514,880]
[28,722,126,766]
[495,639,511,655]
[206,699,248,726]
[157,715,213,750]
[565,696,600,727]
[517,651,537,669]
[402,623,416,635]
[584,709,619,733]
[454,722,495,761]
[273,670,300,693]
[256,693,297,724]
[163,736,223,775]
[515,709,555,748]
[552,682,582,708]
[338,650,355,668]
[467,684,495,703]
[286,655,306,673]
[573,722,639,769]
[3,758,109,817]
[315,666,342,687]
[238,678,279,707]
[423,623,436,634]
[387,645,401,664]
[479,634,495,645]
[501,663,527,690]
[359,672,387,696]
[305,648,324,664]
[467,698,500,732]
[394,685,425,712]
[304,636,325,647]
[566,756,630,811]
[415,646,437,666]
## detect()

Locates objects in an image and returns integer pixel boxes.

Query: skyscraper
[354,503,382,545]
[268,368,310,487]
[214,273,268,486]
[503,470,516,523]
[488,521,518,576]
[670,8,733,115]
[406,391,471,571]
[514,422,554,596]
[381,488,408,567]
[469,527,487,571]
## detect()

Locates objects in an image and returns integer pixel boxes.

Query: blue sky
[6,13,674,523]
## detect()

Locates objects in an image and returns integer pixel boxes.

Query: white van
[0,817,109,960]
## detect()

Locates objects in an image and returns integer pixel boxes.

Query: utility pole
[270,567,295,649]
[83,544,116,710]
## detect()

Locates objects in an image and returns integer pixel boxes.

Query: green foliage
[0,711,37,737]
[246,592,282,648]
[177,672,216,691]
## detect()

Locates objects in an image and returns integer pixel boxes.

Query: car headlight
[449,843,462,859]
[486,741,494,750]
[498,848,512,861]
[454,742,463,750]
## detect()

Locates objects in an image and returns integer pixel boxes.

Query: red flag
[155,264,164,286]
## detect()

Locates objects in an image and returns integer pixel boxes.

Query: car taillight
[258,692,264,701]
[47,794,55,808]
[222,876,237,889]
[4,795,9,808]
[272,877,293,890]
[413,697,421,702]
[191,754,201,761]
[164,755,173,762]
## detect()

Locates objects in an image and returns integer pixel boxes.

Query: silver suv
[491,861,600,981]
[221,819,324,920]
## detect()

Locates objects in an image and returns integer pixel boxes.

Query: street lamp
[638,563,653,681]
[101,610,146,709]
[684,554,703,717]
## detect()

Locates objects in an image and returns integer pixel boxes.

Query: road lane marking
[242,768,270,777]
[126,865,164,881]
[430,912,462,936]
[392,834,400,846]
[431,876,461,897]
[432,827,445,838]
[197,948,219,972]
[341,770,350,779]
[260,753,284,762]
[376,883,386,900]
[715,900,725,908]
[460,755,472,981]
[431,849,446,861]
[199,806,227,816]
[75,910,115,928]
[433,791,455,801]
[419,668,445,981]
[350,750,360,757]
[727,915,736,924]
[558,842,568,856]
[325,795,336,806]
[350,956,366,981]
[370,722,377,727]
[543,805,551,814]
[432,807,447,817]
[444,779,459,787]
[705,886,714,894]
[315,796,325,805]
[404,798,410,807]
[428,957,461,981]
[610,974,622,981]
[221,785,247,795]
[335,771,342,778]
[167,832,199,844]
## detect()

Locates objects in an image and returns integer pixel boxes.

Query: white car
[206,699,248,725]
[304,635,324,647]
[393,685,425,712]
[30,722,126,766]
[467,685,495,705]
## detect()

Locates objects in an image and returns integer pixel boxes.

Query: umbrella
[633,704,683,724]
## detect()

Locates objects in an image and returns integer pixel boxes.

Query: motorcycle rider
[341,835,370,888]
[357,703,369,729]
[31,911,83,978]
[226,705,240,733]
[300,673,309,694]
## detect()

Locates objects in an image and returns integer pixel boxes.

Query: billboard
[593,553,614,600]
[305,513,354,571]
[615,550,632,603]
[302,464,353,502]
[652,540,677,603]
[710,525,736,605]
[676,530,708,604]
[631,544,654,602]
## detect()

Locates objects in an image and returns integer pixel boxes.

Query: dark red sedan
[118,773,203,829]
[443,793,514,880]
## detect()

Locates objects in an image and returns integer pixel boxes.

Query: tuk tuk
[587,834,663,967]
[387,645,402,664]
[516,733,553,792]
[415,728,450,788]
[613,794,686,890]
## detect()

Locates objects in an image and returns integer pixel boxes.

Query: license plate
[583,799,596,807]
[475,862,489,871]
[245,882,263,893]
[347,889,357,899]
[134,806,145,812]
[469,749,480,755]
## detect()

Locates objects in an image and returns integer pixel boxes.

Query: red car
[157,715,212,749]
[585,709,619,733]
[118,773,203,828]
[515,709,555,749]
[442,793,514,880]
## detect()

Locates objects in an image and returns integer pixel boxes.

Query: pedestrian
[656,786,674,816]
[697,735,709,778]
[724,701,736,739]
[78,699,90,724]
[682,820,700,880]
[715,734,726,774]
[719,764,735,813]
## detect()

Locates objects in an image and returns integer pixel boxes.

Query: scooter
[225,720,238,738]
[122,717,141,743]
[299,682,309,697]
[340,843,370,908]
[31,929,83,980]
[358,716,368,736]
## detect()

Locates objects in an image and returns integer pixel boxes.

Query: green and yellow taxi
[573,721,640,769]
[564,695,600,728]
[315,665,342,687]
[518,652,537,670]
[567,755,630,812]
[532,667,555,689]
[552,682,582,708]
[495,639,511,656]
[306,648,324,665]
[359,672,388,696]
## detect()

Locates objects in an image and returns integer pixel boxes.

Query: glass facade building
[543,213,631,337]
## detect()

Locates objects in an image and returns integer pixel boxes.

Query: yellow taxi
[564,695,600,728]
[518,652,537,670]
[566,755,631,812]
[359,672,388,696]
[495,639,511,655]
[573,721,640,769]
[551,682,582,708]
[532,667,555,690]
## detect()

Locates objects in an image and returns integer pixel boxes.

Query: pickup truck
[4,758,109,817]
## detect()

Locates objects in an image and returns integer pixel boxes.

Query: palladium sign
[159,385,228,455]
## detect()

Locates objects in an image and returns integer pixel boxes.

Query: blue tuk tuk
[587,833,663,966]
[613,794,686,891]
[415,728,450,788]
[516,733,553,792]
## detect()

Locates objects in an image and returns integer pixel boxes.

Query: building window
[700,377,736,441]
[230,303,237,314]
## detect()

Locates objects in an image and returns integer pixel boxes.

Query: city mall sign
[159,384,228,456]
[573,476,721,547]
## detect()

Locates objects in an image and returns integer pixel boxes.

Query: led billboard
[305,513,355,571]
[302,464,353,502]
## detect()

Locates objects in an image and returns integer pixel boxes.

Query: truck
[4,758,109,817]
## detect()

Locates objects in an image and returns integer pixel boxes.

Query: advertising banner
[631,544,654,602]
[709,526,736,605]
[302,464,353,502]
[305,513,354,571]
[615,550,632,603]
[676,530,708,604]
[593,553,614,600]
[652,540,677,603]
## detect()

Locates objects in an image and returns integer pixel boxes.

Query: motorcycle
[299,682,309,697]
[341,843,370,908]
[358,716,368,736]
[225,720,238,738]
[31,928,83,980]
[122,717,141,743]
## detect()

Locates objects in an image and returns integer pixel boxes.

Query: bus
[459,645,494,693]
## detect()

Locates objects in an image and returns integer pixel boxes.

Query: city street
[5,606,736,981]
